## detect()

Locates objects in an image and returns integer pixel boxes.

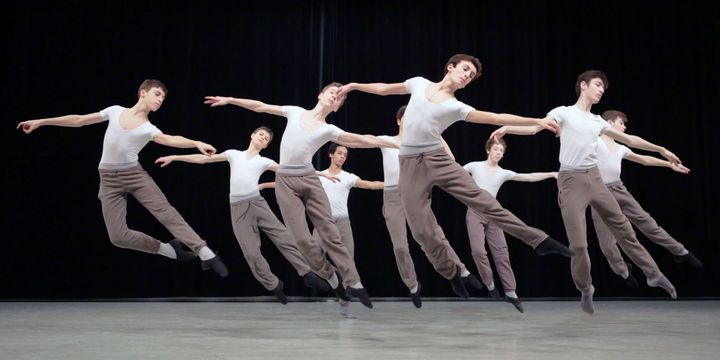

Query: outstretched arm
[337,132,399,149]
[625,153,690,174]
[258,182,276,190]
[604,128,681,164]
[336,82,408,97]
[17,113,104,134]
[467,112,558,135]
[153,133,217,155]
[511,172,558,182]
[155,152,229,167]
[490,125,545,141]
[355,179,384,190]
[204,96,284,116]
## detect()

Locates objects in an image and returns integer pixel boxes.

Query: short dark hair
[396,105,407,120]
[601,110,628,123]
[328,142,347,155]
[252,126,274,141]
[138,79,167,99]
[575,70,608,97]
[444,54,482,80]
[485,137,507,153]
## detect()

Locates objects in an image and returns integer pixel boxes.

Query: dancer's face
[580,78,605,104]
[251,129,272,149]
[318,86,345,112]
[329,146,348,167]
[140,87,166,112]
[487,143,506,163]
[447,60,478,89]
[608,117,627,133]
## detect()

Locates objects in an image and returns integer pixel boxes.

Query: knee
[108,233,131,249]
[470,247,488,259]
[393,245,410,258]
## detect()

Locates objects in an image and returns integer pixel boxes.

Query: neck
[328,164,342,174]
[574,96,594,112]
[245,144,262,156]
[310,103,333,120]
[130,101,151,117]
[486,158,499,167]
[437,76,459,95]
[601,134,615,144]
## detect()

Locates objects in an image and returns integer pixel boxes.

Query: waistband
[277,164,315,176]
[399,142,444,156]
[229,190,262,204]
[383,185,399,192]
[98,161,141,170]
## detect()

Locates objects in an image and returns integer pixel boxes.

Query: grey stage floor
[1,299,718,360]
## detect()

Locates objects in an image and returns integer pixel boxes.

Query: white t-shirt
[596,140,632,184]
[99,105,162,169]
[463,161,517,198]
[226,150,276,196]
[279,106,344,166]
[378,135,401,186]
[547,105,611,170]
[318,170,359,219]
[401,77,475,155]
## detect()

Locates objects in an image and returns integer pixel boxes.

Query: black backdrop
[2,0,718,299]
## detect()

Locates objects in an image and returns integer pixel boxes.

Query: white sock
[505,291,518,299]
[410,284,419,293]
[327,273,339,288]
[620,270,630,279]
[675,249,689,256]
[157,243,177,259]
[349,282,364,289]
[487,282,496,291]
[198,246,215,261]
[460,269,471,277]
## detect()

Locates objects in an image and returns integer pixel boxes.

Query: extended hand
[204,96,229,107]
[155,157,173,168]
[197,142,217,156]
[17,120,41,134]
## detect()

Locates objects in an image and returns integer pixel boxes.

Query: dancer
[204,82,397,308]
[337,54,572,298]
[312,143,383,317]
[379,105,483,308]
[493,71,682,313]
[17,79,228,276]
[156,126,333,304]
[589,110,699,287]
[464,136,557,313]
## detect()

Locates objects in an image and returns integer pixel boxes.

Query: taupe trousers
[557,167,660,293]
[97,165,207,254]
[398,148,547,279]
[275,169,360,287]
[466,209,517,292]
[590,180,685,276]
[231,194,312,290]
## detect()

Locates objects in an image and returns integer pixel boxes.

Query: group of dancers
[17,54,701,315]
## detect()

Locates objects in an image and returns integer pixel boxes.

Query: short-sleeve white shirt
[378,135,401,186]
[547,105,610,170]
[400,77,475,155]
[98,105,162,169]
[596,140,632,184]
[279,106,344,166]
[226,150,275,196]
[463,161,517,198]
[318,170,359,219]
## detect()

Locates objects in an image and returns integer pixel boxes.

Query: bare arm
[467,112,559,135]
[511,172,558,182]
[604,128,681,164]
[258,182,276,190]
[155,152,229,167]
[625,153,690,174]
[153,133,217,155]
[336,82,408,97]
[440,137,456,161]
[204,96,284,116]
[355,179,384,190]
[17,112,105,134]
[337,132,399,149]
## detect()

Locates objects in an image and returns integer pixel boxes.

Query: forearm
[167,154,211,164]
[347,82,406,96]
[634,154,672,168]
[226,98,267,112]
[504,125,543,135]
[467,111,541,127]
[624,135,665,153]
[160,135,201,149]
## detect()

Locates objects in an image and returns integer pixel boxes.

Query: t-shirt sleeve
[347,173,360,189]
[547,106,565,125]
[619,145,633,159]
[146,123,163,139]
[596,116,612,135]
[99,105,121,121]
[225,149,238,161]
[458,102,476,121]
[463,162,474,173]
[261,156,275,171]
[326,124,344,142]
[404,76,427,93]
[503,169,517,182]
[282,105,303,119]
